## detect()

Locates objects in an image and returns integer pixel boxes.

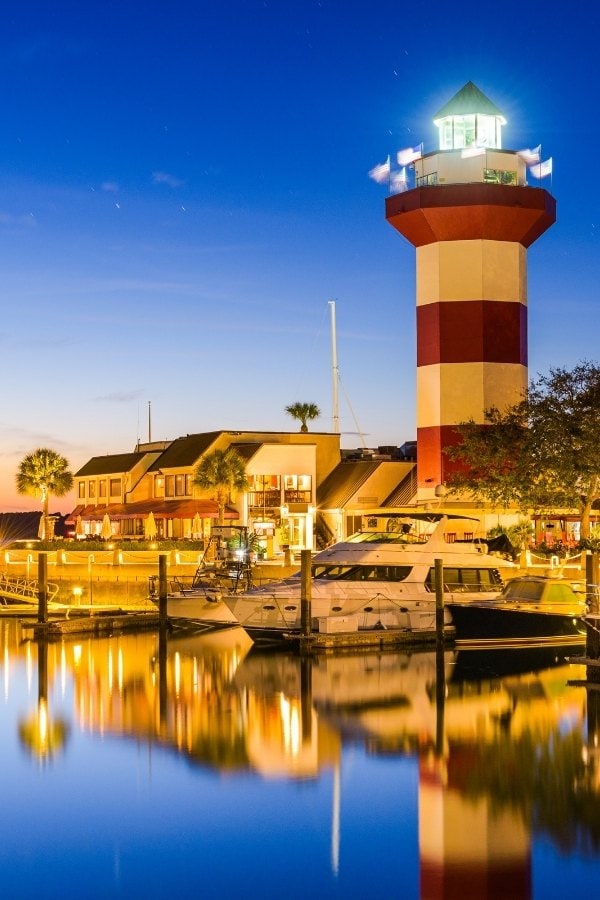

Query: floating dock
[22,609,160,640]
[287,627,454,653]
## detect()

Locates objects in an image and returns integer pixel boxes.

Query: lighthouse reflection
[3,621,600,895]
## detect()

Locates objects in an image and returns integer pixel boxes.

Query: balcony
[284,490,312,504]
[248,490,281,510]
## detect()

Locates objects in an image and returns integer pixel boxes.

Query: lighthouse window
[484,168,517,185]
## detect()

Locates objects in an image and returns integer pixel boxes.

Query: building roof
[383,465,417,506]
[317,460,381,508]
[147,432,222,471]
[230,442,263,462]
[75,452,148,477]
[433,81,504,120]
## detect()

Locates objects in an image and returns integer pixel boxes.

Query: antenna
[328,300,340,434]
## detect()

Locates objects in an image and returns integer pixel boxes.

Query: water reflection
[1,620,600,896]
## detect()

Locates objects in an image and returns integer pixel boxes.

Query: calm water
[1,621,599,900]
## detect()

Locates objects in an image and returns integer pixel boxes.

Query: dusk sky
[2,1,599,511]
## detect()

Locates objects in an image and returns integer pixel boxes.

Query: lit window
[78,481,85,499]
[99,480,106,498]
[88,481,96,498]
[109,478,121,497]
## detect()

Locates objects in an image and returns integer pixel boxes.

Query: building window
[78,481,85,500]
[88,481,96,499]
[109,478,121,497]
[99,480,106,498]
[175,474,186,496]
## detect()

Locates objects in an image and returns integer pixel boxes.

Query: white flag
[390,167,408,193]
[397,144,422,166]
[518,144,541,164]
[368,156,390,184]
[528,157,552,179]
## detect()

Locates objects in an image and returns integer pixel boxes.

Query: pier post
[434,557,446,755]
[586,552,599,615]
[38,552,48,624]
[300,549,312,637]
[434,558,445,650]
[158,553,168,629]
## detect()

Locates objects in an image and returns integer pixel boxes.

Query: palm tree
[284,402,321,433]
[16,448,74,540]
[192,448,249,525]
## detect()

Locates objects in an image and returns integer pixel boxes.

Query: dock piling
[300,549,312,637]
[37,552,48,624]
[158,553,168,629]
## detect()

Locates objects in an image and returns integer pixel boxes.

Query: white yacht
[222,513,517,643]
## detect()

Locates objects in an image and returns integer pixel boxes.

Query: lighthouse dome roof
[433,81,505,122]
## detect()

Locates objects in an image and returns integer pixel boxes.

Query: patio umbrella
[144,511,157,540]
[192,511,202,540]
[101,513,112,541]
[75,515,85,539]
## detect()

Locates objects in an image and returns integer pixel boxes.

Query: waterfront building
[385,82,556,503]
[68,430,341,554]
[67,431,421,554]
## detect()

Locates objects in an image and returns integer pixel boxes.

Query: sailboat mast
[329,300,340,434]
[148,400,152,443]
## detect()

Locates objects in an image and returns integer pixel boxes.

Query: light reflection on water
[1,620,600,899]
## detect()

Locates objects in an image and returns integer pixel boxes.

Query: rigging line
[338,375,367,448]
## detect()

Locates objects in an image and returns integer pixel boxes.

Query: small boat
[446,576,588,644]
[222,513,517,644]
[149,568,241,630]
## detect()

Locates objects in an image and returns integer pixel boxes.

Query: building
[385,81,555,503]
[68,430,341,554]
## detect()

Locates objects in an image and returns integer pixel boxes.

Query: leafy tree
[16,448,73,539]
[192,448,248,525]
[284,402,321,433]
[447,362,600,538]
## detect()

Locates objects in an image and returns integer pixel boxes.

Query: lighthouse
[385,82,556,502]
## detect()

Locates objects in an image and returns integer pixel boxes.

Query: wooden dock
[287,627,455,653]
[22,609,160,640]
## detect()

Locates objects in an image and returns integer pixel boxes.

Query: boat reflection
[2,621,600,896]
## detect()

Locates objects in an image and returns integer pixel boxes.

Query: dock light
[72,586,83,605]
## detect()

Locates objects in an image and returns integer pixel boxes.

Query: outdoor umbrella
[144,511,157,540]
[101,513,112,541]
[75,515,85,539]
[192,511,202,540]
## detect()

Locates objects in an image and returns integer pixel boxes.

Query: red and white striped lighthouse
[386,82,556,502]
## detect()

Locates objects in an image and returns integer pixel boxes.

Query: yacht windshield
[313,564,413,581]
[345,531,427,545]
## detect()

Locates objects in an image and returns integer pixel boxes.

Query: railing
[0,573,59,603]
[248,490,281,508]
[283,490,312,504]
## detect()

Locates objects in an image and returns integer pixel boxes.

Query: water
[1,621,599,899]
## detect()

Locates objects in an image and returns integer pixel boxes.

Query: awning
[66,499,238,523]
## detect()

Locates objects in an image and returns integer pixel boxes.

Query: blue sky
[2,0,600,510]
